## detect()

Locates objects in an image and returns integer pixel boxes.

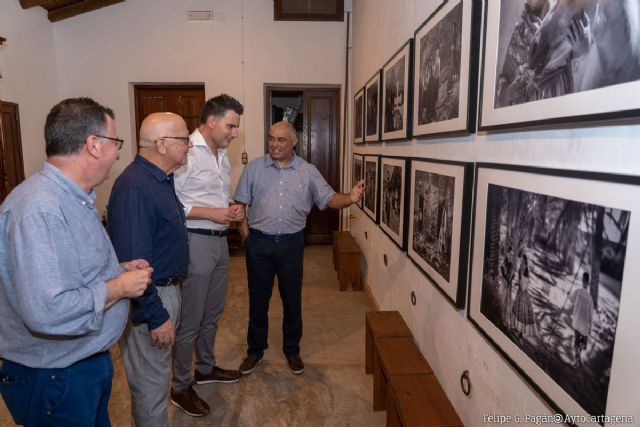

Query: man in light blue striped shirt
[0,98,152,427]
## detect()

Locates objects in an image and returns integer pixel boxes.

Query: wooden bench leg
[373,343,388,411]
[365,319,373,374]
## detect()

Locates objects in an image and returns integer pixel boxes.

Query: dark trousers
[0,351,113,427]
[245,231,304,357]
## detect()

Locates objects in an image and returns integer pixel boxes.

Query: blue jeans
[0,351,113,427]
[245,231,305,357]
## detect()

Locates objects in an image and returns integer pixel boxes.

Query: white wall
[351,0,640,426]
[51,0,347,213]
[0,1,59,176]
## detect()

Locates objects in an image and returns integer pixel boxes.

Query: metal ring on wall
[460,370,471,396]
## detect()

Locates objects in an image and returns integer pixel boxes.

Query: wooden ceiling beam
[47,0,125,22]
[19,0,53,8]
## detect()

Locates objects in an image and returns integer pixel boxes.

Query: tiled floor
[1,245,384,426]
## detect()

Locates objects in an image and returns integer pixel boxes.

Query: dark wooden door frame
[263,84,342,185]
[263,83,341,154]
[0,101,25,203]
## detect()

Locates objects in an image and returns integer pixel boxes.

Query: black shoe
[170,386,210,417]
[286,354,305,375]
[194,366,241,384]
[239,354,263,375]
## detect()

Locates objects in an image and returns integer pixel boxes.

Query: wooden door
[0,101,25,203]
[265,86,340,245]
[133,85,205,146]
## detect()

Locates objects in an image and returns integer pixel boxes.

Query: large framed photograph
[379,157,409,250]
[408,158,473,308]
[412,0,481,138]
[381,40,413,142]
[363,155,379,222]
[479,0,640,131]
[364,71,381,143]
[353,87,365,144]
[468,163,640,424]
[352,153,364,209]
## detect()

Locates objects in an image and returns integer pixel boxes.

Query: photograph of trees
[381,163,403,235]
[411,169,455,282]
[354,90,364,141]
[363,158,378,219]
[416,1,462,125]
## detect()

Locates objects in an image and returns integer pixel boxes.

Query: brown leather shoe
[286,354,305,375]
[194,366,241,384]
[239,354,263,375]
[170,386,210,417]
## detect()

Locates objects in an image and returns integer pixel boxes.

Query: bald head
[137,112,191,173]
[139,112,186,147]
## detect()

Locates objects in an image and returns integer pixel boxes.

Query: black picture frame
[353,87,365,144]
[364,70,382,143]
[407,158,473,308]
[352,153,364,209]
[412,0,481,138]
[468,162,640,425]
[379,156,409,250]
[479,1,640,131]
[363,155,380,222]
[381,39,414,142]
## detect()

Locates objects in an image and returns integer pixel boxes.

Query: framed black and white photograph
[363,155,379,222]
[408,158,473,308]
[412,0,481,138]
[353,87,365,144]
[364,71,381,143]
[379,157,409,249]
[468,163,640,425]
[381,40,413,141]
[479,0,640,131]
[353,153,364,209]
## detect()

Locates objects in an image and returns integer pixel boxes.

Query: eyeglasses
[95,135,124,150]
[159,136,191,145]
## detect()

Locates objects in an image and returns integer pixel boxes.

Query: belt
[188,228,228,237]
[154,276,185,287]
[250,228,304,243]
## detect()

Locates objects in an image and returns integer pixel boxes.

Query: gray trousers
[172,233,229,391]
[120,285,181,427]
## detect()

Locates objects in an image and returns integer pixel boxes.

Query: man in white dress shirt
[170,94,244,417]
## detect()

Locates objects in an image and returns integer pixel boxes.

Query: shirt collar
[191,129,227,157]
[264,153,301,170]
[134,154,173,183]
[41,162,97,208]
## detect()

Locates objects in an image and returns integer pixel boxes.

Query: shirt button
[279,206,282,209]
[279,181,283,184]
[51,375,56,380]
[47,411,52,416]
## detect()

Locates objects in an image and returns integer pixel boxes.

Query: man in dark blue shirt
[108,112,192,427]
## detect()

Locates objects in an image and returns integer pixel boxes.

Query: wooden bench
[365,311,412,374]
[387,374,463,426]
[332,230,354,270]
[373,336,432,411]
[337,239,361,291]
